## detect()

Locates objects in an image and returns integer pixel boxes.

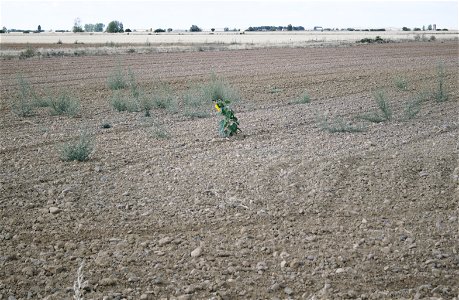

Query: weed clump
[60,133,94,162]
[49,93,80,116]
[295,91,311,104]
[358,90,392,123]
[183,76,240,119]
[434,64,448,102]
[11,75,37,117]
[108,66,128,90]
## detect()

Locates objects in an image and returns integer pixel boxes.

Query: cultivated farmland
[0,38,458,299]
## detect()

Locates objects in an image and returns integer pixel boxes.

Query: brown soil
[0,41,458,300]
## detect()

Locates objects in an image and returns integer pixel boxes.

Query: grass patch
[268,86,283,94]
[319,115,366,133]
[110,90,140,112]
[434,64,448,103]
[183,90,210,118]
[295,91,311,104]
[358,90,392,123]
[49,92,80,116]
[19,45,36,59]
[60,133,94,162]
[108,66,128,90]
[11,75,37,117]
[394,76,408,91]
[183,76,240,119]
[403,98,422,120]
[152,83,177,112]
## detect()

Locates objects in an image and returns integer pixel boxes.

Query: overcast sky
[1,0,457,31]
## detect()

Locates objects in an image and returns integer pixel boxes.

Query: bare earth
[0,41,458,299]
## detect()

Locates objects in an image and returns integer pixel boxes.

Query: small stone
[361,218,367,224]
[177,295,192,300]
[99,277,117,286]
[290,259,302,269]
[49,207,61,214]
[419,171,429,177]
[191,247,202,257]
[22,266,34,276]
[284,287,293,295]
[335,268,345,274]
[280,260,287,268]
[158,237,172,246]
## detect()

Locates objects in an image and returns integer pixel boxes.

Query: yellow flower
[215,103,221,112]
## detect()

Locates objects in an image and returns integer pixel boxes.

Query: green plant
[12,75,37,117]
[358,90,392,123]
[403,98,422,120]
[214,99,241,137]
[60,134,94,162]
[183,77,240,119]
[152,83,177,112]
[19,45,36,59]
[268,86,283,94]
[296,91,311,104]
[150,123,170,139]
[108,66,127,90]
[110,91,140,112]
[183,90,210,118]
[49,93,80,116]
[319,115,365,133]
[128,69,139,98]
[394,76,408,91]
[434,64,448,102]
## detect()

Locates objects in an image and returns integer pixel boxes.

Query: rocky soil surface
[0,41,458,299]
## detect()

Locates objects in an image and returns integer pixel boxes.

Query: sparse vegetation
[295,91,311,104]
[19,45,36,59]
[358,90,392,123]
[11,75,37,117]
[108,66,128,90]
[394,76,408,91]
[403,97,422,120]
[152,83,177,112]
[357,36,384,44]
[60,133,94,162]
[49,92,80,116]
[110,90,140,112]
[434,64,448,102]
[183,76,240,119]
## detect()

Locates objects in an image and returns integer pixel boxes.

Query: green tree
[402,27,410,31]
[73,17,83,32]
[427,24,432,30]
[37,25,41,32]
[95,23,104,32]
[107,20,124,33]
[287,24,293,31]
[190,25,202,32]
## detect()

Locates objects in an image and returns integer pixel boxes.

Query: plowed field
[1,41,458,299]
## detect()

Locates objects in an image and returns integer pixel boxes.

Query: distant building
[433,24,436,31]
[314,26,323,31]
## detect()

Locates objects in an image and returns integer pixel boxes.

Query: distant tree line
[84,23,105,32]
[246,25,305,31]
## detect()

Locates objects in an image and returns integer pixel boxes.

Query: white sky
[0,0,458,31]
